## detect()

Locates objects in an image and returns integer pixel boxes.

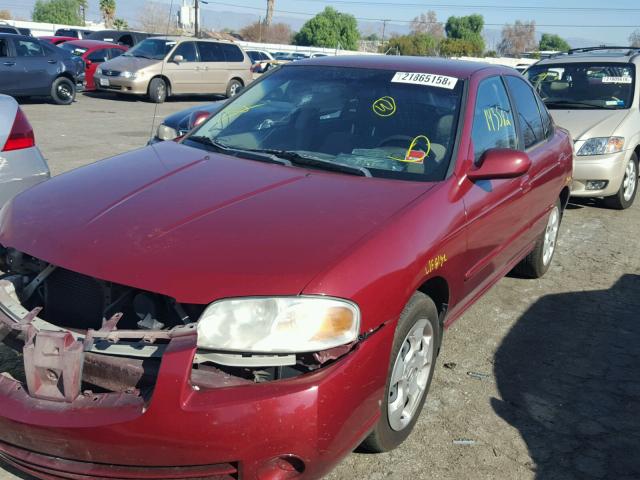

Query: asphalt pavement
[1,92,639,480]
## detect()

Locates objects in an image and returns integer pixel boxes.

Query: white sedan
[0,95,50,207]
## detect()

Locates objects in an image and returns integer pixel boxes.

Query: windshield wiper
[545,100,618,109]
[248,149,372,177]
[183,136,291,166]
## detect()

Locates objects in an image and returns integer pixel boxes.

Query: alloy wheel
[622,157,637,202]
[387,319,434,431]
[542,205,560,266]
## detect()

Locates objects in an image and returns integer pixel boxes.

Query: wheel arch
[149,75,172,96]
[230,76,245,86]
[559,185,570,211]
[416,276,449,325]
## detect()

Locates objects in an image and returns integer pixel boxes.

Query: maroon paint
[0,57,573,479]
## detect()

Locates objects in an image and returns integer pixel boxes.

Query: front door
[462,75,530,300]
[12,38,54,94]
[164,41,201,94]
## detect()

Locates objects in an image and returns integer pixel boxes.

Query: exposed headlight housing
[197,297,360,354]
[156,124,178,141]
[120,71,137,79]
[96,67,102,75]
[577,137,624,156]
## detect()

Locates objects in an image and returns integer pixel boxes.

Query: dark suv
[0,34,83,104]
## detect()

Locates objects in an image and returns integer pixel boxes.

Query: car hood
[0,141,431,304]
[549,109,629,141]
[100,55,160,72]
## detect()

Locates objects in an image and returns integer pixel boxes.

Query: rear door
[11,37,55,94]
[0,37,18,94]
[504,74,565,244]
[196,41,227,94]
[164,41,200,94]
[461,75,530,299]
[220,43,249,85]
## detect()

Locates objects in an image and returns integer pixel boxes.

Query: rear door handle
[47,60,57,64]
[3,61,15,66]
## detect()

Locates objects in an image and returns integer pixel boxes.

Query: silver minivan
[94,36,253,103]
[525,47,640,209]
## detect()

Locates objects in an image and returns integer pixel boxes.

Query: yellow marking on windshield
[372,96,397,117]
[388,135,431,164]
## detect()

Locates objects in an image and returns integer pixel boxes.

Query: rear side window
[87,48,109,63]
[197,42,224,62]
[219,43,244,62]
[172,42,197,62]
[472,76,518,163]
[15,39,44,57]
[0,27,18,34]
[505,76,545,148]
[536,94,553,139]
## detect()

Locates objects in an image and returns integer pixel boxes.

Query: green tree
[539,33,570,52]
[99,0,116,29]
[439,38,481,57]
[113,18,129,30]
[444,14,485,55]
[0,9,12,20]
[630,29,640,48]
[293,7,359,51]
[32,0,83,25]
[386,33,440,56]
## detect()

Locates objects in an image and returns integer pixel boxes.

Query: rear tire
[360,292,440,453]
[226,79,243,98]
[514,198,562,279]
[603,152,638,210]
[51,77,76,105]
[148,78,167,103]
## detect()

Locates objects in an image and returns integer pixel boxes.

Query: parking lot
[1,92,639,480]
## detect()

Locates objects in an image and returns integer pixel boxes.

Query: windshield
[187,65,463,181]
[59,43,87,56]
[525,62,635,109]
[123,38,176,60]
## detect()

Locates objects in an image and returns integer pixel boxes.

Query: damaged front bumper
[0,280,391,480]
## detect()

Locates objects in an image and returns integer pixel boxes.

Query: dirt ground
[1,93,639,480]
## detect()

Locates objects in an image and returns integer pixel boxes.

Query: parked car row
[0,55,575,480]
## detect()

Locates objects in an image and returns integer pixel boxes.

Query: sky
[4,0,640,45]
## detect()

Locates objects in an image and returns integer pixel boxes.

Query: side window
[87,49,108,63]
[220,43,245,62]
[119,35,134,47]
[108,48,125,59]
[535,94,553,139]
[15,39,44,57]
[172,42,197,62]
[0,39,9,57]
[197,42,224,62]
[505,76,545,148]
[472,76,518,163]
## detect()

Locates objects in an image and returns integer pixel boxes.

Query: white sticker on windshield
[602,76,632,84]
[391,72,458,89]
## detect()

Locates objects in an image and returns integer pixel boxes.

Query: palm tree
[99,0,116,29]
[265,0,274,26]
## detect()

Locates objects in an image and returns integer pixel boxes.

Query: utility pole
[259,16,262,42]
[381,19,389,47]
[194,0,199,38]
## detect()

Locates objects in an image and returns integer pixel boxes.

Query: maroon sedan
[0,56,572,479]
[58,40,128,90]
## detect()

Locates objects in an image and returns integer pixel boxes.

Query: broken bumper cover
[0,285,392,480]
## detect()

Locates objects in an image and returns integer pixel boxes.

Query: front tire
[514,198,562,279]
[226,79,243,98]
[604,152,638,210]
[51,77,76,105]
[148,77,167,103]
[360,292,440,453]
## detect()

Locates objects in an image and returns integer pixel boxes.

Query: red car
[38,35,76,46]
[0,57,572,479]
[58,39,128,90]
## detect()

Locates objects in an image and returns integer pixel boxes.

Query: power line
[200,1,640,27]
[293,0,640,13]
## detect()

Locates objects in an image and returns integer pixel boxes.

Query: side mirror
[173,55,184,64]
[467,149,531,181]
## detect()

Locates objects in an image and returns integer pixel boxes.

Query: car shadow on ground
[492,274,640,480]
[82,91,227,103]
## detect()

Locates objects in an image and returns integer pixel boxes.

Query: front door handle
[3,61,15,66]
[47,60,57,64]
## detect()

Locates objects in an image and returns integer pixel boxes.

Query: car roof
[536,49,640,65]
[146,35,238,44]
[64,39,126,49]
[296,55,509,79]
